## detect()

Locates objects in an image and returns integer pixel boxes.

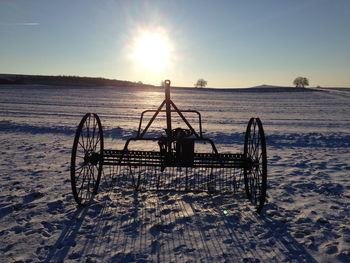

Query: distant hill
[200,84,318,92]
[246,84,316,92]
[0,74,155,88]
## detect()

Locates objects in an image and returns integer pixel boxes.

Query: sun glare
[130,28,173,72]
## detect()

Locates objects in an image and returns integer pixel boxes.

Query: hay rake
[70,80,267,213]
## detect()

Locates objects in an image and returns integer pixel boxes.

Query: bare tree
[293,77,309,88]
[194,78,207,88]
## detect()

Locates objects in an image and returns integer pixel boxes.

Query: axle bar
[103,149,246,168]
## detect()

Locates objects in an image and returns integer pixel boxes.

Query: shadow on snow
[41,190,317,263]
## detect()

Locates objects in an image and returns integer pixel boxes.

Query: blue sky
[1,0,349,88]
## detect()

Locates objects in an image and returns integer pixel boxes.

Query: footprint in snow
[160,208,172,215]
[85,254,99,263]
[57,239,76,249]
[122,220,140,233]
[202,225,216,231]
[175,216,192,224]
[47,200,64,214]
[173,244,186,253]
[22,191,44,204]
[173,244,195,253]
[325,243,338,254]
[41,221,55,232]
[150,223,175,236]
[10,225,26,234]
[223,238,234,244]
[151,240,161,254]
[111,252,135,262]
[271,155,282,162]
[120,213,130,222]
[164,199,176,205]
[102,224,113,234]
[68,252,81,260]
[0,205,14,218]
[204,214,217,224]
[318,183,344,196]
[294,216,313,225]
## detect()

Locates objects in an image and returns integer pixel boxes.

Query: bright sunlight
[130,27,173,72]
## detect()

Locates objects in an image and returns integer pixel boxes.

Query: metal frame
[70,79,268,213]
[106,80,225,168]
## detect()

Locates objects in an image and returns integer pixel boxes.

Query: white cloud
[0,22,40,26]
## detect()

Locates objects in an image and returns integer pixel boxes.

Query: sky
[1,0,350,88]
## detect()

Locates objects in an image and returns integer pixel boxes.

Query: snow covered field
[0,85,349,262]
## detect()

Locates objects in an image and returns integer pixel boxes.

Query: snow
[0,85,349,262]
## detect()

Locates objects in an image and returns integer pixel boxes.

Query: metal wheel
[71,113,104,205]
[244,117,267,213]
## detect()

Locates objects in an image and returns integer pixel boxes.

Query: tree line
[0,74,154,87]
[193,77,311,88]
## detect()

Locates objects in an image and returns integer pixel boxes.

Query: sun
[130,27,173,72]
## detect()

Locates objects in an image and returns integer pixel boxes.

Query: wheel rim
[71,113,104,205]
[244,118,267,213]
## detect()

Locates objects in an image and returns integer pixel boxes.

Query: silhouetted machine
[70,80,267,213]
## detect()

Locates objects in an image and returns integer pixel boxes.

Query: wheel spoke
[90,165,97,183]
[93,135,101,152]
[75,165,86,182]
[91,116,97,151]
[78,140,86,151]
[77,167,87,199]
[86,114,92,150]
[86,165,92,200]
[75,165,85,172]
[82,120,89,151]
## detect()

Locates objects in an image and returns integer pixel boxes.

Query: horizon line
[1,72,349,89]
